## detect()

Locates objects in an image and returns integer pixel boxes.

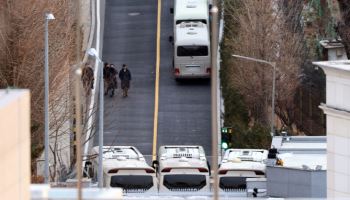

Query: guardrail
[83,0,105,164]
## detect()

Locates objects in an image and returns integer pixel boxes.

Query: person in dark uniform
[103,62,118,97]
[110,64,118,90]
[119,64,132,97]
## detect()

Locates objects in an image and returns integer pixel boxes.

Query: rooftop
[313,60,350,72]
[175,22,209,45]
[175,0,209,22]
[319,39,345,49]
[219,149,268,172]
[90,146,152,173]
[158,145,208,170]
[271,136,326,170]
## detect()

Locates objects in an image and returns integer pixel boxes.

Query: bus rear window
[110,175,153,191]
[163,174,206,191]
[177,46,208,57]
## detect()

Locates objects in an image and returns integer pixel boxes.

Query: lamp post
[231,54,276,137]
[87,48,104,188]
[210,4,219,200]
[44,12,55,184]
[73,67,83,200]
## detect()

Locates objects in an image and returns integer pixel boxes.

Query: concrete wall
[314,60,350,198]
[0,90,30,200]
[327,48,348,61]
[325,69,350,110]
[267,167,326,198]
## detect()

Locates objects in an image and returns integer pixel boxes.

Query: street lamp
[231,54,276,137]
[44,12,55,184]
[210,5,219,200]
[87,48,104,188]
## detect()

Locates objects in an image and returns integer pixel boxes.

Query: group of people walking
[104,63,132,97]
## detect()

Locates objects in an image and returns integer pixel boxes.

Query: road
[95,0,211,158]
[157,0,212,155]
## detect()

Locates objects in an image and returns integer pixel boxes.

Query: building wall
[326,71,350,110]
[0,90,30,200]
[327,48,348,61]
[267,167,326,198]
[315,60,350,198]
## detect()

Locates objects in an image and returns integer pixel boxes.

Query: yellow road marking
[152,0,162,161]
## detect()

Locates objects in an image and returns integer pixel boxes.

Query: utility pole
[74,68,83,200]
[210,2,219,200]
[44,12,55,184]
[98,57,104,188]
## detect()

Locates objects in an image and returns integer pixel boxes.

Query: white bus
[173,22,211,79]
[170,0,211,79]
[173,0,210,26]
[155,145,210,192]
[86,146,157,193]
[218,149,268,192]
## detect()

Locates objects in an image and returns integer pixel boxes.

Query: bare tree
[337,0,350,57]
[0,0,78,179]
[223,0,304,131]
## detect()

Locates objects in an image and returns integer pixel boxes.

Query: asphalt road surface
[95,0,211,158]
[157,1,212,155]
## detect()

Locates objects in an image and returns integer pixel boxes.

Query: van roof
[91,146,153,173]
[158,145,208,171]
[175,22,210,46]
[219,149,268,171]
[175,0,209,22]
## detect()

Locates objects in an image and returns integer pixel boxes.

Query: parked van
[218,149,268,193]
[86,146,157,193]
[156,145,210,192]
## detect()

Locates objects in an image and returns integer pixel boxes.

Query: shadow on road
[175,79,211,86]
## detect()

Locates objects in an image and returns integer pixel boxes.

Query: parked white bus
[156,145,210,192]
[173,22,211,79]
[218,149,268,192]
[86,146,157,193]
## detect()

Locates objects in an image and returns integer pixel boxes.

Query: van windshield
[176,19,207,24]
[110,175,153,191]
[163,174,206,191]
[177,46,208,57]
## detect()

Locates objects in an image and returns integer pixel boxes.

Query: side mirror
[170,8,174,14]
[169,36,174,43]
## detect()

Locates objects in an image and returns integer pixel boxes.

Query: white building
[313,60,350,198]
[267,136,326,198]
[0,90,30,200]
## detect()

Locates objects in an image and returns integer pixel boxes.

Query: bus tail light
[145,169,155,173]
[108,169,119,173]
[206,67,211,74]
[254,170,265,175]
[198,168,209,172]
[174,68,180,75]
[161,168,172,172]
[218,170,228,175]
